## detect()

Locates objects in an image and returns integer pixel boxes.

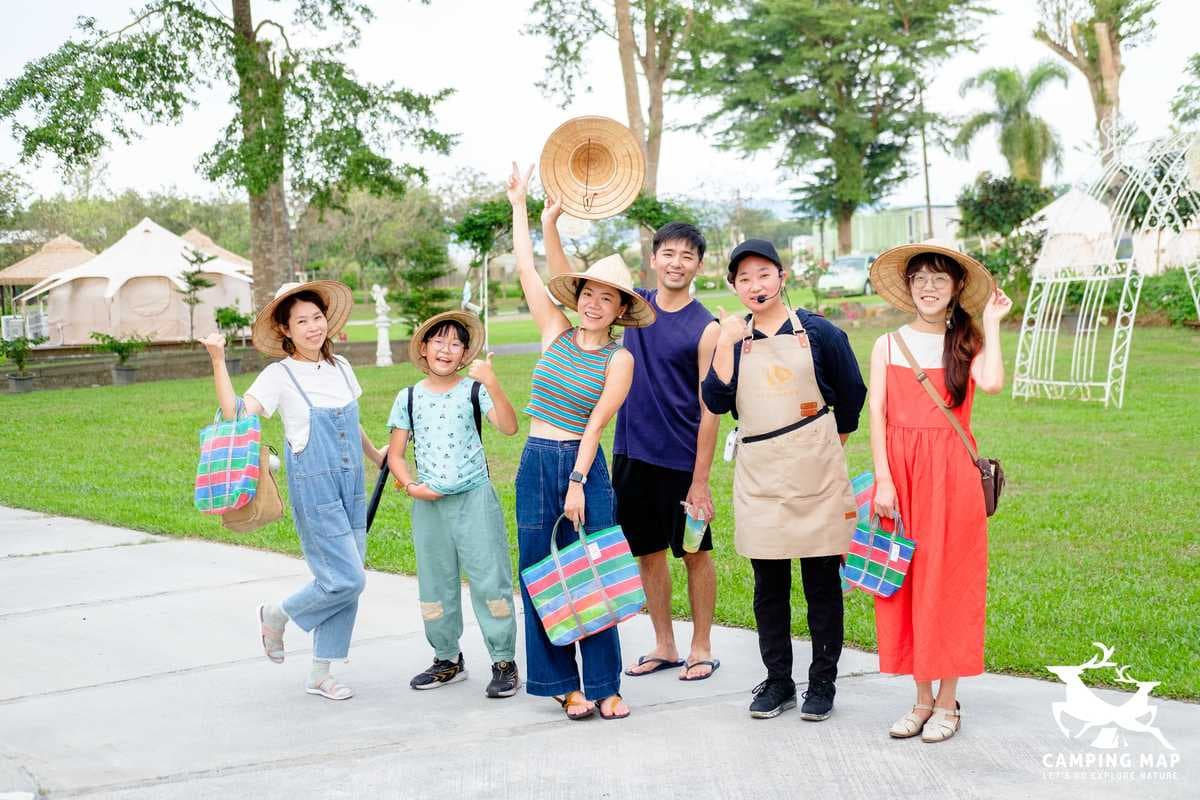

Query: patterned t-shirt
[387,378,494,496]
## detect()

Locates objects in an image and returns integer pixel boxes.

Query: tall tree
[679,0,986,255]
[1034,0,1158,158]
[954,61,1069,185]
[1171,52,1200,126]
[526,0,712,277]
[0,2,453,309]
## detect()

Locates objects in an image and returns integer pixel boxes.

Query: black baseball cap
[727,239,783,281]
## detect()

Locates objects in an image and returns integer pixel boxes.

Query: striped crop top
[525,328,621,435]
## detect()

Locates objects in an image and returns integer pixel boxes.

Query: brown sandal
[554,691,594,720]
[597,693,630,720]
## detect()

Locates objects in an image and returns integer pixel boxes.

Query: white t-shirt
[889,325,946,370]
[246,355,363,454]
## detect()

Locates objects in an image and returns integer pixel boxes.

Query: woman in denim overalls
[203,281,387,700]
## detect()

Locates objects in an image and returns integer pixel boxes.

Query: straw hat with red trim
[547,254,656,328]
[869,240,995,317]
[408,310,485,372]
[251,280,354,357]
[540,116,645,220]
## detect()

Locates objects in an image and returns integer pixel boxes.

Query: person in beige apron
[702,239,866,721]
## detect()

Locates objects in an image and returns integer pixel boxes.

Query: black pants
[751,555,844,687]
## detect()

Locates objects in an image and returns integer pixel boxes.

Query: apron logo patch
[802,401,820,417]
[844,510,857,520]
[766,365,793,386]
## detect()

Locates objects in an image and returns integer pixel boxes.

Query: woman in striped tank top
[507,162,657,721]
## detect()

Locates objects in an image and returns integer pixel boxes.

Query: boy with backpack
[386,311,521,698]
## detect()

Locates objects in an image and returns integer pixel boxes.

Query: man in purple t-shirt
[544,200,721,682]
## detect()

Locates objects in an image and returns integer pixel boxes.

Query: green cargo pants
[411,482,517,663]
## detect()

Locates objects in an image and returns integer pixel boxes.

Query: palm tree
[954,61,1070,185]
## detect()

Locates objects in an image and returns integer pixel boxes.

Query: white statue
[371,284,393,367]
[371,284,390,316]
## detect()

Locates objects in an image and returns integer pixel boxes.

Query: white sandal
[306,676,354,701]
[921,701,961,743]
[889,703,933,738]
[258,604,285,664]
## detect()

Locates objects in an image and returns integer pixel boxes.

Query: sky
[1,0,1197,213]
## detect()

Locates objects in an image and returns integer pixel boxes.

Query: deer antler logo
[1047,642,1174,751]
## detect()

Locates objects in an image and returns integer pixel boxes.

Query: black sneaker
[749,679,797,719]
[800,680,836,721]
[486,660,520,698]
[410,654,467,690]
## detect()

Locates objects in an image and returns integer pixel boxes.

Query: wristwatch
[569,470,587,485]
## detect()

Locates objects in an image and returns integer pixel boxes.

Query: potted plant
[214,305,254,374]
[1,335,47,393]
[90,332,152,385]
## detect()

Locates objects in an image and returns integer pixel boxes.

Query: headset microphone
[754,271,785,305]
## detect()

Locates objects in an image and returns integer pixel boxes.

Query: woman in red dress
[866,243,1012,743]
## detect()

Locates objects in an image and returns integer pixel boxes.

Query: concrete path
[0,506,1194,799]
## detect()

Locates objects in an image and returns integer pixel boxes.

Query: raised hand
[201,332,226,358]
[541,192,564,227]
[467,352,497,387]
[982,287,1013,325]
[716,307,750,346]
[506,161,534,206]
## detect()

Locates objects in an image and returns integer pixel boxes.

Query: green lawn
[2,323,1197,698]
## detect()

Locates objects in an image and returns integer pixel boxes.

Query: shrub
[90,332,152,366]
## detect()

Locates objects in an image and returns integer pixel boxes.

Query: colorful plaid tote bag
[841,513,916,599]
[840,471,877,594]
[521,515,645,647]
[194,399,263,514]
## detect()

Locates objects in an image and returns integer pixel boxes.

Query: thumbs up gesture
[717,307,750,347]
[468,351,497,387]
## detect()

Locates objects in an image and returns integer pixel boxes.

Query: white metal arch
[1012,129,1200,408]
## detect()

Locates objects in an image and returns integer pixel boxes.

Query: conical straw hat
[251,280,354,357]
[869,240,995,316]
[540,116,645,220]
[547,253,656,328]
[408,310,485,371]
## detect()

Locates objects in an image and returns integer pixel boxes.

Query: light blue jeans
[277,362,368,661]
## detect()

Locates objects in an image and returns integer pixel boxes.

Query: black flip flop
[624,655,685,677]
[679,658,721,682]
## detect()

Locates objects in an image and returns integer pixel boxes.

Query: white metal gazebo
[1012,129,1200,409]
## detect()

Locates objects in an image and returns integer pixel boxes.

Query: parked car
[817,254,878,297]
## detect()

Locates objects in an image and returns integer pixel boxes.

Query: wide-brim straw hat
[408,310,485,371]
[547,254,656,328]
[870,240,995,317]
[540,116,645,220]
[251,280,354,357]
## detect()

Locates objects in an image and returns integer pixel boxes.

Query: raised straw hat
[869,240,995,317]
[251,280,354,357]
[408,310,485,372]
[547,254,656,328]
[540,116,645,220]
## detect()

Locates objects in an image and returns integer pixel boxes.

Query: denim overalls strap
[277,358,355,408]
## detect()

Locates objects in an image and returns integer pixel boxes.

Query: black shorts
[612,454,713,558]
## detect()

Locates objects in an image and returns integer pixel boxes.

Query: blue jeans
[516,437,622,700]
